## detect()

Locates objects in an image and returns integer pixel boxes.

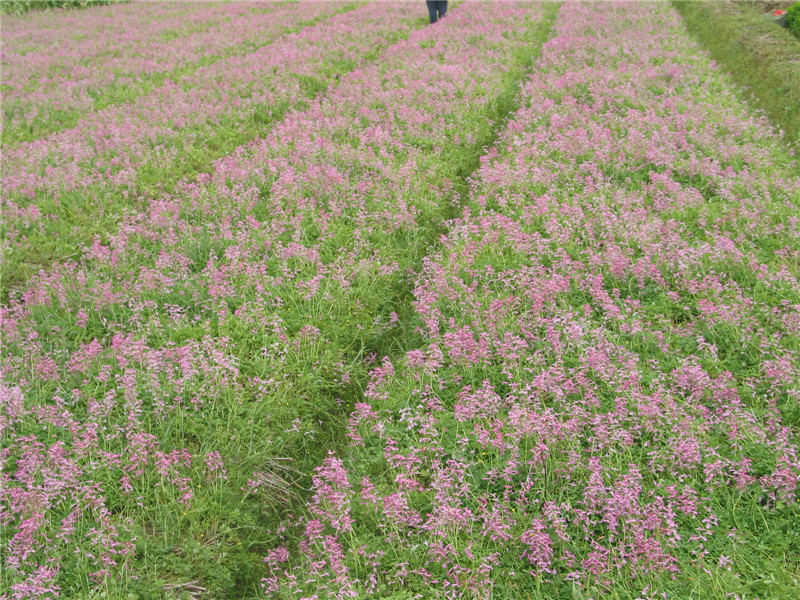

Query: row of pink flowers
[1,2,545,595]
[2,2,340,135]
[1,2,420,202]
[2,1,201,49]
[274,1,800,597]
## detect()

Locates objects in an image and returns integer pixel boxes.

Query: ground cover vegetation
[2,2,345,143]
[1,1,558,596]
[789,2,800,35]
[269,2,800,598]
[1,1,798,599]
[673,0,800,147]
[1,0,412,294]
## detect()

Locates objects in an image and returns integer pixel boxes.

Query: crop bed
[1,2,798,599]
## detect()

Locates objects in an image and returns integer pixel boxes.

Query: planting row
[0,3,554,597]
[1,1,419,294]
[271,2,800,598]
[1,2,416,199]
[1,2,345,142]
[1,1,208,51]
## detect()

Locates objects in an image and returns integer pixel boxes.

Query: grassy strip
[673,0,800,147]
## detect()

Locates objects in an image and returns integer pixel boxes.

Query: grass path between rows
[672,0,800,147]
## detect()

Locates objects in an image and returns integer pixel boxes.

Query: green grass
[0,0,128,15]
[673,0,800,147]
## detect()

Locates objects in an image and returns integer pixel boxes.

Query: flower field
[1,1,798,599]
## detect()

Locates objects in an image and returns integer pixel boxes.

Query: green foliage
[672,1,800,147]
[0,0,127,15]
[787,2,800,37]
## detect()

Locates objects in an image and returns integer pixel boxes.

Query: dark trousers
[426,0,448,24]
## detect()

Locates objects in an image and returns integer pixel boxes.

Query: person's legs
[437,1,448,19]
[426,0,438,24]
